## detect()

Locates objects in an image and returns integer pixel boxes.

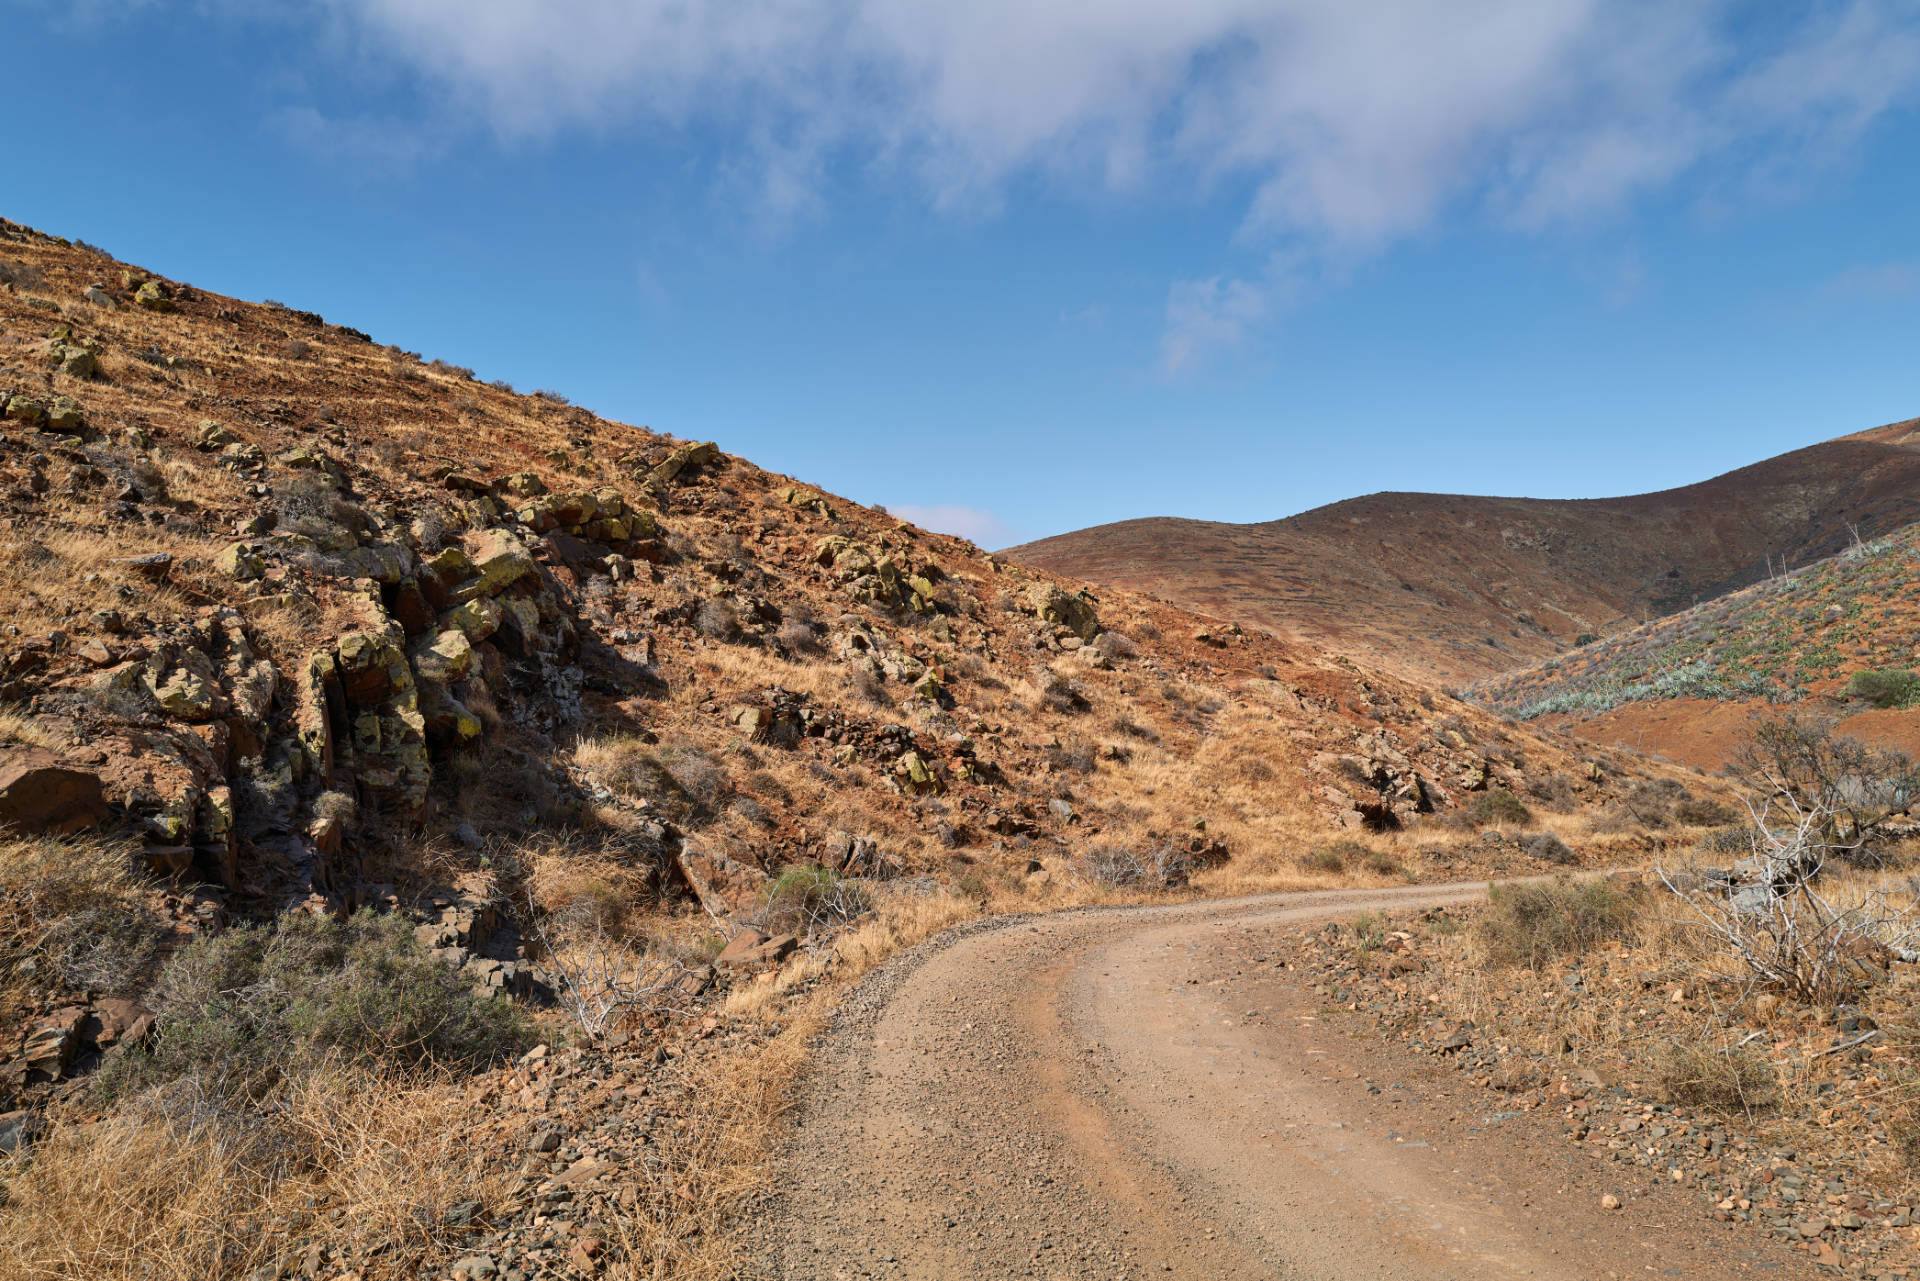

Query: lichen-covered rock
[457,530,534,602]
[339,542,411,585]
[133,280,175,311]
[651,440,719,487]
[411,629,474,685]
[1030,583,1101,642]
[48,342,98,378]
[4,396,46,425]
[143,649,225,721]
[335,632,413,707]
[45,396,83,431]
[419,682,482,744]
[194,420,236,450]
[215,541,267,581]
[444,596,503,643]
[499,471,546,498]
[83,285,117,308]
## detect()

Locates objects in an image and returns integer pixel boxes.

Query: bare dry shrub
[1075,845,1193,890]
[1660,794,1920,1004]
[1731,713,1920,864]
[1653,1036,1778,1115]
[752,864,871,938]
[0,834,161,1008]
[695,598,742,642]
[532,910,701,1040]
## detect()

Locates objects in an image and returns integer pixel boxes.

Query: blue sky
[7,1,1920,546]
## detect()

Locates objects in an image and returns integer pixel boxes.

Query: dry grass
[0,707,64,751]
[0,528,210,640]
[0,834,160,1016]
[0,1070,501,1281]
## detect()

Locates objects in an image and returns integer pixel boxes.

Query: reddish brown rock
[0,746,108,834]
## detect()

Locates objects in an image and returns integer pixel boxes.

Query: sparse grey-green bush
[106,909,528,1103]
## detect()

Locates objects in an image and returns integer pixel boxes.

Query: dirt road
[758,883,1813,1279]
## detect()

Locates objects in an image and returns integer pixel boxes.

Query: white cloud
[886,503,1019,547]
[314,0,1920,247]
[1160,274,1269,373]
[304,0,1920,362]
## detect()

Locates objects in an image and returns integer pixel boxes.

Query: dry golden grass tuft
[0,1070,501,1281]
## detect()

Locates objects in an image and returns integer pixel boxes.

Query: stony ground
[1290,897,1920,1279]
[752,882,1822,1280]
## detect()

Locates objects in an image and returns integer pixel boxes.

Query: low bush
[1673,796,1739,827]
[1653,1037,1777,1115]
[1076,845,1192,889]
[1301,839,1370,874]
[1466,789,1533,828]
[106,909,527,1103]
[0,835,162,1006]
[1519,831,1577,865]
[755,865,870,937]
[1846,668,1920,709]
[1476,878,1638,968]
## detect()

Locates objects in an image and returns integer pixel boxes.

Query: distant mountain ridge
[1005,419,1920,684]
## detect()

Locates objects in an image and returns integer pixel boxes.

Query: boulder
[133,280,175,311]
[1029,583,1101,641]
[0,747,108,834]
[82,285,117,308]
[412,629,474,685]
[651,440,720,486]
[456,530,534,602]
[215,541,267,581]
[4,395,46,425]
[49,343,98,378]
[45,396,83,432]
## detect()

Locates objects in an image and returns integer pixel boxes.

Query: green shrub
[1846,669,1920,709]
[1466,789,1533,828]
[1348,913,1386,952]
[108,909,527,1102]
[756,864,870,935]
[1476,878,1638,968]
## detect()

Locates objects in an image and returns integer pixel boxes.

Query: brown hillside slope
[1006,418,1920,685]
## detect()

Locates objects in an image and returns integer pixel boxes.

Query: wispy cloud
[887,503,1019,547]
[1825,260,1920,298]
[1159,274,1269,374]
[298,0,1920,364]
[316,1,1920,247]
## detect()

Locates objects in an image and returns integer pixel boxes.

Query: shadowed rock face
[1006,419,1920,684]
[0,747,108,834]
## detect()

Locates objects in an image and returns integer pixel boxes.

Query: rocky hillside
[1005,419,1920,685]
[0,215,1692,923]
[1464,520,1920,770]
